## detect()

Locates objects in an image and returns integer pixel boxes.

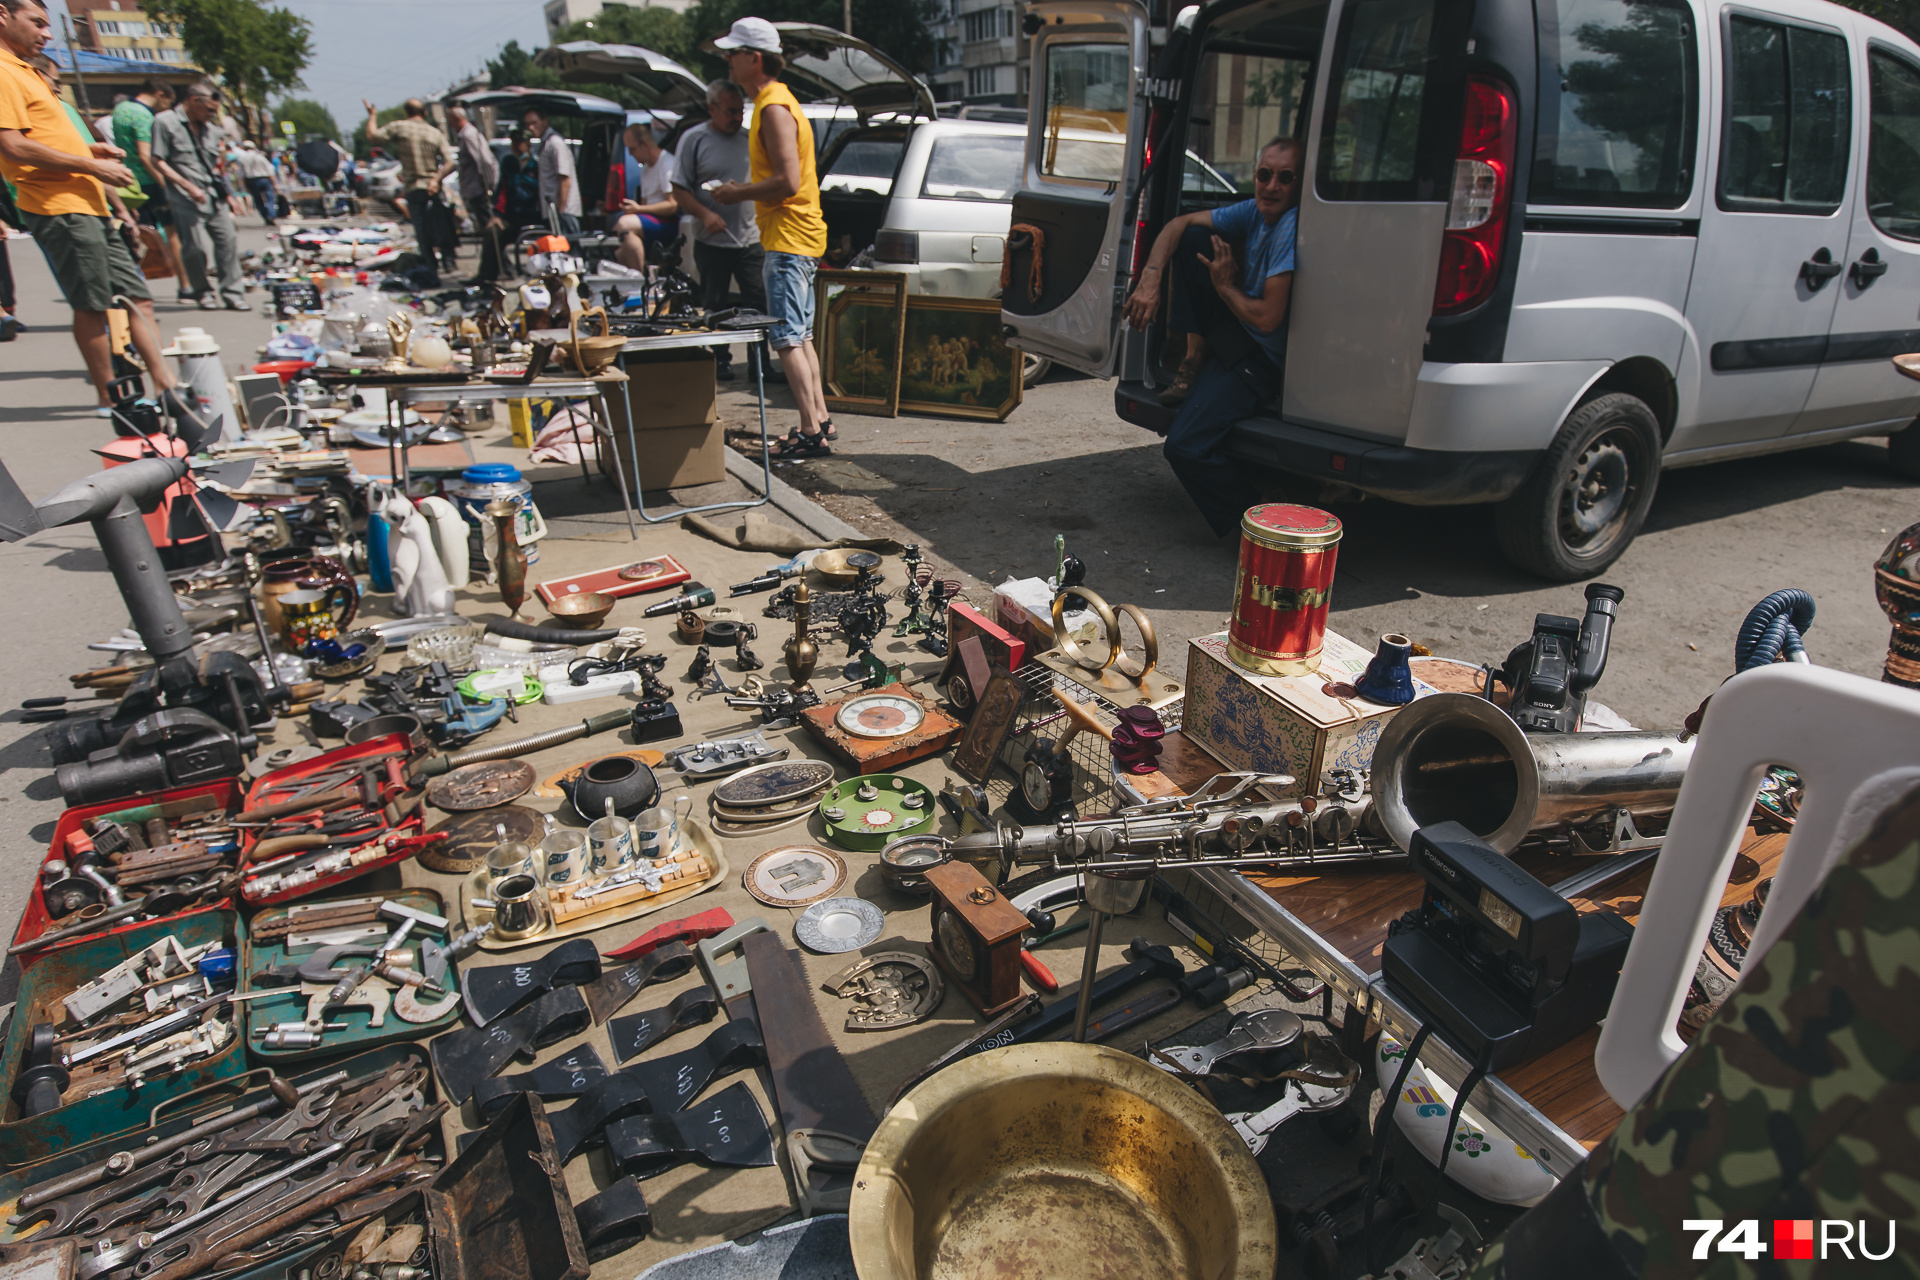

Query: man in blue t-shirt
[1123,137,1301,537]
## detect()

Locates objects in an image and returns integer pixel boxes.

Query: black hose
[485,617,620,645]
[1735,589,1815,671]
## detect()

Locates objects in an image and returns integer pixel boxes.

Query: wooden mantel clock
[923,860,1029,1016]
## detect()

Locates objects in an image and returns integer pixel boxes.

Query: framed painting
[897,296,1023,422]
[815,269,907,417]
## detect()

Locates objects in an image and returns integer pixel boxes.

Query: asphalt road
[736,367,1918,732]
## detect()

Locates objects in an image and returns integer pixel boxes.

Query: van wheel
[1022,352,1052,386]
[1888,418,1920,480]
[1495,393,1662,581]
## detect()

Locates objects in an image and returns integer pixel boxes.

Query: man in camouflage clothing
[1463,782,1920,1278]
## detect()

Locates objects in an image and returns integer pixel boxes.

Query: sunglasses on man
[1256,166,1298,186]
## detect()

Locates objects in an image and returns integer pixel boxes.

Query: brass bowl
[546,591,615,630]
[810,549,860,584]
[849,1043,1276,1280]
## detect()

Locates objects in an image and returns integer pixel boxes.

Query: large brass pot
[849,1043,1276,1280]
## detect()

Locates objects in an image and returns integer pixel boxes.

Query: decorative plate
[425,760,537,813]
[420,804,546,875]
[833,691,928,740]
[795,897,884,954]
[744,845,848,907]
[713,759,837,809]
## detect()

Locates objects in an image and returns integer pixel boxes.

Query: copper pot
[259,555,357,638]
[849,1043,1276,1280]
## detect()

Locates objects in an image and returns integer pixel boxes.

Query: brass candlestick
[783,580,819,694]
[488,500,529,620]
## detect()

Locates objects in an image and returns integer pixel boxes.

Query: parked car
[451,85,628,231]
[1001,0,1920,578]
[362,155,403,212]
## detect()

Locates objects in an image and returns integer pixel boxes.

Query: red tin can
[1227,503,1343,675]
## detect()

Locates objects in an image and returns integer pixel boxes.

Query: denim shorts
[762,249,817,350]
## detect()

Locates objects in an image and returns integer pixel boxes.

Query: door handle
[1801,247,1843,289]
[1850,248,1889,288]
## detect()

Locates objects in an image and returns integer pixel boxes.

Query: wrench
[1151,1008,1305,1077]
[1222,1076,1354,1157]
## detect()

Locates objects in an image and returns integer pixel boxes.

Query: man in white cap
[712,16,835,457]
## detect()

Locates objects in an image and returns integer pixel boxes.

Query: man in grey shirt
[149,80,246,310]
[447,105,500,281]
[671,79,763,381]
[523,105,579,239]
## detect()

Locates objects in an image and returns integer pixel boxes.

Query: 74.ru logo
[1684,1219,1896,1261]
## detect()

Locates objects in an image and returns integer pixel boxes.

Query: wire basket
[977,661,1184,815]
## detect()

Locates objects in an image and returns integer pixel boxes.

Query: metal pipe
[1069,906,1106,1044]
[95,496,197,664]
[1370,693,1694,853]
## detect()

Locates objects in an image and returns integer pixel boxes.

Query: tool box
[0,1044,439,1273]
[0,910,248,1168]
[241,889,462,1061]
[13,778,245,969]
[238,734,428,907]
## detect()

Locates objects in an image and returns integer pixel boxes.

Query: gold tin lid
[1239,503,1343,550]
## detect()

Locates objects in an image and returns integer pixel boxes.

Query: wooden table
[1146,729,1778,1177]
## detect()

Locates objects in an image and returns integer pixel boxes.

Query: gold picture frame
[816,269,907,417]
[897,296,1023,422]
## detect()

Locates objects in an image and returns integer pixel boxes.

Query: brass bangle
[1114,602,1159,681]
[1052,587,1122,673]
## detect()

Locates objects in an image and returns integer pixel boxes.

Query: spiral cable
[1735,588,1815,671]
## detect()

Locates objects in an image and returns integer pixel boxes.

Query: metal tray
[0,911,247,1169]
[240,888,462,1061]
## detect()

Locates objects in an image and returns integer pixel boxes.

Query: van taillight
[1131,107,1166,281]
[1432,75,1516,316]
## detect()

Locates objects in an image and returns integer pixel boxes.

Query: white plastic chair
[1594,662,1920,1109]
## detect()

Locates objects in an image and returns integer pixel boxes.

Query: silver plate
[713,759,837,809]
[794,897,884,954]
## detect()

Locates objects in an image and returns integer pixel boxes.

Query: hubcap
[1561,431,1635,550]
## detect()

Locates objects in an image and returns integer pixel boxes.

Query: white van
[1001,0,1920,578]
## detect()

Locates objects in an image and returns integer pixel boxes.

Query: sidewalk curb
[722,448,864,544]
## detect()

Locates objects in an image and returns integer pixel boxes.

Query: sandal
[819,419,838,443]
[771,428,832,459]
[1158,366,1202,407]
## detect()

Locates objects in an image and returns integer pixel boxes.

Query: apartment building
[67,0,193,66]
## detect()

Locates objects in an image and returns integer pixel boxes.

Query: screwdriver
[640,584,716,617]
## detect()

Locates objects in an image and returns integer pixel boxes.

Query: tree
[487,40,564,91]
[145,0,312,139]
[559,5,692,63]
[681,0,944,75]
[351,104,406,160]
[274,96,336,142]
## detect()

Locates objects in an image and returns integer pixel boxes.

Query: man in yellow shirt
[712,17,835,458]
[0,0,174,414]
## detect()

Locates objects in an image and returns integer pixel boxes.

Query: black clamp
[610,985,718,1064]
[605,1081,776,1178]
[471,1045,610,1124]
[461,938,603,1026]
[431,986,592,1104]
[581,941,698,1024]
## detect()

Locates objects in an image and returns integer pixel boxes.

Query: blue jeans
[762,249,817,350]
[1163,222,1285,537]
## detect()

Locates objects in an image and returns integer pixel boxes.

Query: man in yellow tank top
[712,17,835,457]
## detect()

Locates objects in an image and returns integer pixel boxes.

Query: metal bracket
[695,916,771,1004]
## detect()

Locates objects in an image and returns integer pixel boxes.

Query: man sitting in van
[1123,137,1300,538]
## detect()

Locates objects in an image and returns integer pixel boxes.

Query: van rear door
[1001,0,1152,375]
[1283,0,1472,438]
[1791,27,1920,437]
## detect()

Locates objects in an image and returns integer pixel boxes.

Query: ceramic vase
[1355,633,1417,705]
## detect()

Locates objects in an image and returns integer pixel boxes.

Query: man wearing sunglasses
[1123,137,1301,538]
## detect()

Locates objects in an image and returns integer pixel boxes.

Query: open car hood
[534,42,709,114]
[701,22,935,121]
[452,86,626,117]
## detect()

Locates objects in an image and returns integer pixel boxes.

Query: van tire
[1495,393,1662,582]
[1022,352,1053,386]
[1888,418,1920,481]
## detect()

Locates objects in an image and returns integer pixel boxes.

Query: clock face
[835,692,927,740]
[935,908,976,981]
[1021,758,1057,813]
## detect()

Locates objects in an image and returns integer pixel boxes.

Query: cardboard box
[600,352,725,490]
[1181,628,1435,795]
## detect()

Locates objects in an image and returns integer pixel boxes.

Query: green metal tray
[241,888,462,1062]
[0,910,246,1169]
